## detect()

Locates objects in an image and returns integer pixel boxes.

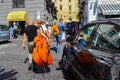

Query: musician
[22,19,49,71]
[36,19,51,41]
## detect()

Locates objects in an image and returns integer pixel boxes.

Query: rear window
[0,25,9,31]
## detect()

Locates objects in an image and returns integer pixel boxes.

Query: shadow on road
[56,60,75,80]
[0,68,18,80]
[34,65,51,74]
[0,41,11,44]
[50,47,56,53]
[24,58,51,74]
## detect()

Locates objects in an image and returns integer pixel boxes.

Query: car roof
[86,19,120,25]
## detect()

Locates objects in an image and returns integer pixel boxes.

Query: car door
[86,23,120,80]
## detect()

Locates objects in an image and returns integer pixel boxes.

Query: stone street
[0,35,75,80]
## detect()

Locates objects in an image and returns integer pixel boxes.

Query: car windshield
[0,25,9,31]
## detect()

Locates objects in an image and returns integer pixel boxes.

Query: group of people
[21,18,74,71]
[22,19,50,70]
[9,22,18,39]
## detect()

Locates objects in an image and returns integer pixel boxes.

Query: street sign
[37,11,41,19]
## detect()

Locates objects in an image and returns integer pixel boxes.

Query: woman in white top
[36,20,51,42]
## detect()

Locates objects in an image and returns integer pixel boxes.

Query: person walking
[56,18,65,54]
[9,23,14,39]
[13,22,18,38]
[22,19,49,71]
[36,20,51,42]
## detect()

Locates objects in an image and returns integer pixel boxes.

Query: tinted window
[0,25,9,31]
[12,0,25,8]
[80,24,96,41]
[93,24,120,49]
[105,29,116,37]
[92,33,118,50]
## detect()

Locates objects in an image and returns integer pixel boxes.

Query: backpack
[66,23,75,35]
[51,24,60,35]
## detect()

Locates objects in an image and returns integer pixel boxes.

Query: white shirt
[48,26,52,34]
[40,24,47,33]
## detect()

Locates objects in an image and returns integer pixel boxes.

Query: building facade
[0,0,57,34]
[0,0,57,24]
[78,0,120,26]
[55,0,79,22]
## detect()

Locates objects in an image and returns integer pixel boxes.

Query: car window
[0,25,9,31]
[93,24,120,49]
[92,33,118,50]
[80,24,96,41]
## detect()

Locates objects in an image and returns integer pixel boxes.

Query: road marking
[0,52,6,54]
[0,43,17,49]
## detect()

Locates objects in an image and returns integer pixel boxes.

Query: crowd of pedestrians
[22,19,49,70]
[20,18,80,71]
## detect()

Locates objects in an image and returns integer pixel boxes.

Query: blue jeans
[55,34,62,54]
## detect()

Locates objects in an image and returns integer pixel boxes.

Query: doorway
[9,21,26,35]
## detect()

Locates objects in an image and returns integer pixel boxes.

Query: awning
[99,4,120,15]
[7,11,27,21]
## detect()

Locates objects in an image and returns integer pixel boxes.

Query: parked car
[0,24,10,42]
[62,19,120,80]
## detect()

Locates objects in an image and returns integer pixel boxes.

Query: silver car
[0,24,10,42]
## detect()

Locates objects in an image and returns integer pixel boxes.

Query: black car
[62,19,120,80]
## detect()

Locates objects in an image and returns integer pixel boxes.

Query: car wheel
[62,53,70,72]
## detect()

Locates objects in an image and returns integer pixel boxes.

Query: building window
[60,0,62,1]
[1,0,3,3]
[60,5,62,10]
[69,5,71,10]
[12,0,25,8]
[69,0,71,2]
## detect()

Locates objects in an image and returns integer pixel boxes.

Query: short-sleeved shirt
[24,25,38,42]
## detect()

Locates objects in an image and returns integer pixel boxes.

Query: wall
[87,0,98,22]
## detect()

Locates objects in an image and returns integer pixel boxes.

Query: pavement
[0,35,75,80]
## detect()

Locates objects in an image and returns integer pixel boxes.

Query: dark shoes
[28,64,32,71]
[28,61,37,72]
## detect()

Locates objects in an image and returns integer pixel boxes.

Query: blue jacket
[57,22,65,39]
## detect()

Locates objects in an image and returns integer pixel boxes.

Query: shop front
[7,11,27,35]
